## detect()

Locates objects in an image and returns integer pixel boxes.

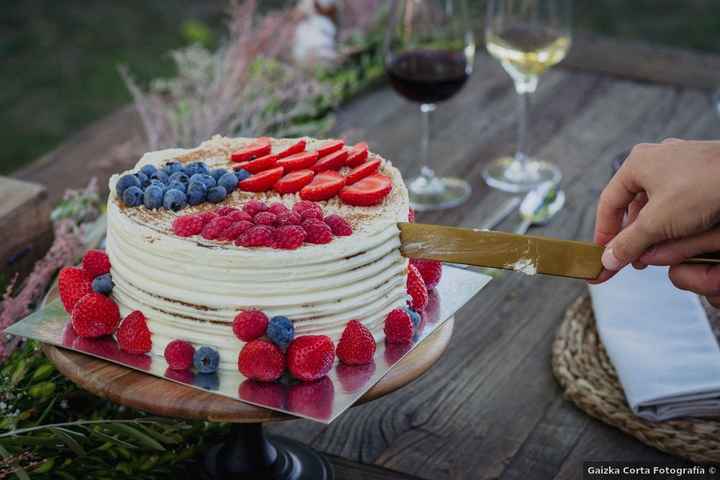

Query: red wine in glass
[387,50,470,104]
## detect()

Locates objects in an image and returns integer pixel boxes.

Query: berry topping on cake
[346,142,369,167]
[302,219,333,244]
[193,346,220,374]
[238,166,285,192]
[143,185,164,209]
[82,250,111,278]
[242,153,279,174]
[190,173,216,189]
[345,158,381,185]
[339,174,392,206]
[233,310,269,342]
[230,141,271,162]
[407,264,429,311]
[236,225,275,247]
[122,186,144,207]
[91,274,114,295]
[300,171,346,202]
[337,320,376,365]
[287,335,336,382]
[227,209,253,222]
[292,200,323,219]
[207,186,228,203]
[276,152,319,172]
[59,267,93,313]
[243,200,267,216]
[267,316,294,349]
[218,172,239,192]
[253,211,277,226]
[216,206,238,216]
[276,212,302,226]
[187,182,207,205]
[323,214,352,236]
[71,292,121,338]
[276,138,306,158]
[163,189,187,211]
[274,169,314,194]
[410,259,443,290]
[201,216,233,240]
[219,220,254,241]
[238,340,285,382]
[117,310,152,354]
[234,169,251,182]
[384,308,413,344]
[311,148,348,172]
[274,225,307,250]
[315,139,344,157]
[172,214,205,237]
[116,174,141,198]
[404,307,422,328]
[164,340,195,370]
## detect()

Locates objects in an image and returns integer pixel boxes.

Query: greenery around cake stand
[0,3,388,478]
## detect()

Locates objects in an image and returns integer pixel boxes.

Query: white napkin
[589,266,720,420]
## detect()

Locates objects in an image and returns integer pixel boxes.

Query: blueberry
[207,186,227,203]
[190,173,216,189]
[184,162,209,176]
[122,186,144,207]
[140,164,157,177]
[187,182,207,206]
[150,169,169,184]
[92,274,114,295]
[169,172,190,185]
[163,189,187,211]
[218,172,239,193]
[234,169,251,182]
[144,185,164,209]
[116,174,141,197]
[404,307,421,328]
[135,172,150,188]
[193,372,219,390]
[150,179,167,190]
[210,168,229,181]
[163,160,183,175]
[167,181,186,193]
[267,316,294,349]
[193,346,220,374]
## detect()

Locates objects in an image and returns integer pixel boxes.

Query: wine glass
[384,0,476,211]
[483,0,572,192]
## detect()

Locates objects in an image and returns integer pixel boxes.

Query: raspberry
[82,250,111,278]
[243,200,268,216]
[253,211,277,226]
[274,225,306,250]
[201,216,233,240]
[287,335,335,382]
[276,212,302,226]
[198,211,218,225]
[71,292,121,338]
[233,309,269,341]
[116,310,152,354]
[227,210,253,222]
[58,267,93,313]
[219,220,254,241]
[407,264,429,311]
[164,340,195,370]
[336,320,376,365]
[408,208,416,223]
[323,214,352,236]
[216,206,239,216]
[410,259,443,290]
[238,339,285,382]
[267,202,290,216]
[236,225,275,247]
[292,200,323,220]
[302,219,333,244]
[384,308,413,344]
[172,214,204,237]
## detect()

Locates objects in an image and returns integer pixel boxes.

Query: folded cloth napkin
[589,266,720,421]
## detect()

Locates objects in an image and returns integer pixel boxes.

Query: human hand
[592,139,720,283]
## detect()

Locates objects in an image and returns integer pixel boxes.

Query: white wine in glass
[483,0,572,192]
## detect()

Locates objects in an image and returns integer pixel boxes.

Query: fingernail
[601,247,624,271]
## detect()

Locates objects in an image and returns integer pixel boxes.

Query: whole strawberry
[336,320,376,365]
[82,249,111,278]
[410,259,443,290]
[287,335,335,382]
[384,308,413,344]
[116,310,152,354]
[238,340,285,382]
[71,293,121,337]
[407,264,428,311]
[59,267,93,313]
[233,310,268,341]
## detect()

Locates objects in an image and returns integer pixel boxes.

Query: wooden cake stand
[42,309,454,480]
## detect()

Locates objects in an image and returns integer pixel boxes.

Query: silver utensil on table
[514,181,566,234]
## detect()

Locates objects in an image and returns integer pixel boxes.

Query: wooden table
[13,35,720,479]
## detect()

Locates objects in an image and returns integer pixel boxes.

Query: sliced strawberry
[230,141,271,162]
[339,174,392,206]
[346,142,369,167]
[277,151,319,172]
[276,139,306,158]
[242,154,278,174]
[312,149,349,172]
[239,166,285,192]
[345,158,381,185]
[274,169,315,194]
[315,140,344,157]
[300,171,346,201]
[233,161,251,171]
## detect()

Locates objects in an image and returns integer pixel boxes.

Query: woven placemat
[552,295,720,463]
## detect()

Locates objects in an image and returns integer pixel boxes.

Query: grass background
[3,0,720,175]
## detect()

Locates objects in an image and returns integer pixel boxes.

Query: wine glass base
[482,156,561,193]
[408,176,471,211]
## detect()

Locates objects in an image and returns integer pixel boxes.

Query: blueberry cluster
[116,160,252,211]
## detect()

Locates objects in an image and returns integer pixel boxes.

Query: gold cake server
[399,223,720,280]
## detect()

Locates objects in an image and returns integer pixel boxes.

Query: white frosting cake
[106,136,410,369]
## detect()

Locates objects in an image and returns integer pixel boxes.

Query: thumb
[639,228,720,265]
[602,206,666,271]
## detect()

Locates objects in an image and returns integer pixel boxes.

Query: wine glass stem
[515,89,531,170]
[419,103,437,183]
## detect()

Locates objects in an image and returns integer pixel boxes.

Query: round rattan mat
[552,295,720,463]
